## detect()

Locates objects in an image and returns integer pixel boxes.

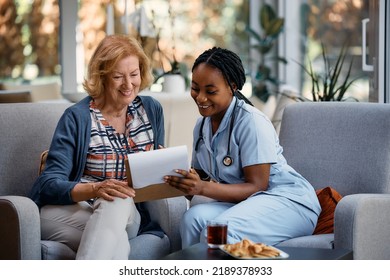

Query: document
[127,145,190,189]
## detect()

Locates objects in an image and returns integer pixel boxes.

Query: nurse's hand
[164,168,205,195]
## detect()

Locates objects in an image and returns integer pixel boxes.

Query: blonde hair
[83,34,154,98]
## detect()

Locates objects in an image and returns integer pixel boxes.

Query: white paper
[127,145,189,189]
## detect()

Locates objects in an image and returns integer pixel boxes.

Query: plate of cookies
[220,238,289,259]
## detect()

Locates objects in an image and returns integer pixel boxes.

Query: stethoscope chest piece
[223,156,233,167]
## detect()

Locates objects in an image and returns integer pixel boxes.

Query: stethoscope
[194,98,237,167]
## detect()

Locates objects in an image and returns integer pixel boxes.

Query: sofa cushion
[41,234,171,260]
[41,240,76,260]
[129,233,170,260]
[277,233,334,249]
[314,187,342,235]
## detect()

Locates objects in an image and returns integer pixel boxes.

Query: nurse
[164,47,321,248]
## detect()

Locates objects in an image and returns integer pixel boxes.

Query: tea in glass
[207,221,228,248]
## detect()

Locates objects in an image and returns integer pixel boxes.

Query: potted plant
[246,3,287,103]
[153,56,189,94]
[297,42,359,102]
[272,42,359,134]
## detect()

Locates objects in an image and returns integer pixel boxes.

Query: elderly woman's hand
[92,179,135,201]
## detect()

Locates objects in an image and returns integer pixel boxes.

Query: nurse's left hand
[164,168,204,195]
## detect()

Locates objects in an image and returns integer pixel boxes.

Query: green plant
[246,4,287,103]
[298,42,358,102]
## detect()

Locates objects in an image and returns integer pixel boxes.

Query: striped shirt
[81,97,154,182]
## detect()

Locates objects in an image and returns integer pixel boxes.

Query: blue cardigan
[30,95,165,207]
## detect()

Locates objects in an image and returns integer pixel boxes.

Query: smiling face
[191,63,235,123]
[103,55,141,107]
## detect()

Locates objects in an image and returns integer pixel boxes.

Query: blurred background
[1,0,388,106]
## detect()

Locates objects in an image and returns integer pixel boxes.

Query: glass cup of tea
[207,220,228,248]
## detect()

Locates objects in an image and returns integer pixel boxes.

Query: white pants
[180,194,318,248]
[40,197,141,260]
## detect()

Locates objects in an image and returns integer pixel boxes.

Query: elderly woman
[30,35,164,259]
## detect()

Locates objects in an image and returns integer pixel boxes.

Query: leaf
[253,82,270,102]
[245,26,262,43]
[265,18,284,37]
[249,4,287,101]
[295,40,357,102]
[256,64,271,80]
[327,44,347,99]
[335,57,356,101]
[250,41,274,55]
[278,57,288,64]
[264,56,288,64]
[260,4,277,30]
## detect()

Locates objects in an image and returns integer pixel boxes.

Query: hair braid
[192,47,253,106]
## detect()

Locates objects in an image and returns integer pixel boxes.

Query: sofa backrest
[140,91,199,159]
[279,102,390,196]
[0,103,71,197]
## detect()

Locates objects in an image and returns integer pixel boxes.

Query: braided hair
[192,47,253,106]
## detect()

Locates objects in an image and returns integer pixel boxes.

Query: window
[1,0,249,94]
[77,0,250,92]
[0,0,60,84]
[279,0,370,102]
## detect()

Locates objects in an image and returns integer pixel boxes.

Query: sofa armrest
[334,193,390,259]
[144,196,188,252]
[0,196,41,259]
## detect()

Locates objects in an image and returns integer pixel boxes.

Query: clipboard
[125,146,189,202]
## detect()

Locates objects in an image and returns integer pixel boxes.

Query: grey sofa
[0,102,187,260]
[191,101,390,260]
[275,101,390,259]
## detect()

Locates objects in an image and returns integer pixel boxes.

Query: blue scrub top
[192,97,321,214]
